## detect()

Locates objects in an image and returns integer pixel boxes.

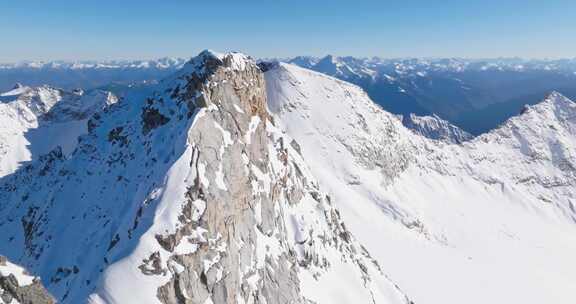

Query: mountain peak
[287,56,318,69]
[477,90,576,166]
[543,90,574,107]
[179,50,254,77]
[319,54,336,62]
[314,55,340,74]
[516,91,576,122]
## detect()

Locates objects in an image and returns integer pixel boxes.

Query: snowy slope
[265,63,576,304]
[401,113,473,144]
[0,52,409,304]
[0,85,117,177]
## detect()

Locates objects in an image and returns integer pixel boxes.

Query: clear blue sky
[1,0,575,62]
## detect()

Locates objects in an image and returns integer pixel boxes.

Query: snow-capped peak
[0,85,68,119]
[314,55,361,78]
[522,91,575,117]
[287,56,319,69]
[170,51,253,84]
[481,91,576,145]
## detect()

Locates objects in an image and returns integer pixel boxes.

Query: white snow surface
[0,259,36,287]
[265,63,576,304]
[0,85,117,176]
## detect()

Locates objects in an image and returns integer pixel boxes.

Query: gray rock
[0,257,54,304]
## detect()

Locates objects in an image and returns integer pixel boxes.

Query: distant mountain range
[0,58,187,93]
[3,56,576,135]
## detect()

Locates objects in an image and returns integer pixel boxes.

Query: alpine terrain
[0,51,575,304]
[0,52,409,304]
[264,62,576,304]
[0,84,117,176]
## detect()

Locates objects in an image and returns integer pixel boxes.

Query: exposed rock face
[152,51,305,304]
[149,52,407,304]
[0,256,54,304]
[0,51,409,304]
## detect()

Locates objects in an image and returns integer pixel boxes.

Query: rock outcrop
[0,256,54,304]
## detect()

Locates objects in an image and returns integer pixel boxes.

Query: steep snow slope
[401,113,473,144]
[265,63,576,304]
[0,85,117,176]
[0,52,409,304]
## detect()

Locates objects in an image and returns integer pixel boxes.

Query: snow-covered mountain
[0,84,117,176]
[0,52,409,304]
[401,113,473,144]
[264,62,576,304]
[1,51,575,304]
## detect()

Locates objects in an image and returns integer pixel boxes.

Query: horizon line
[2,54,576,65]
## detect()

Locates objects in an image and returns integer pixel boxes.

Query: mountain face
[0,84,117,176]
[264,63,576,304]
[286,56,576,134]
[0,52,409,304]
[401,113,473,144]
